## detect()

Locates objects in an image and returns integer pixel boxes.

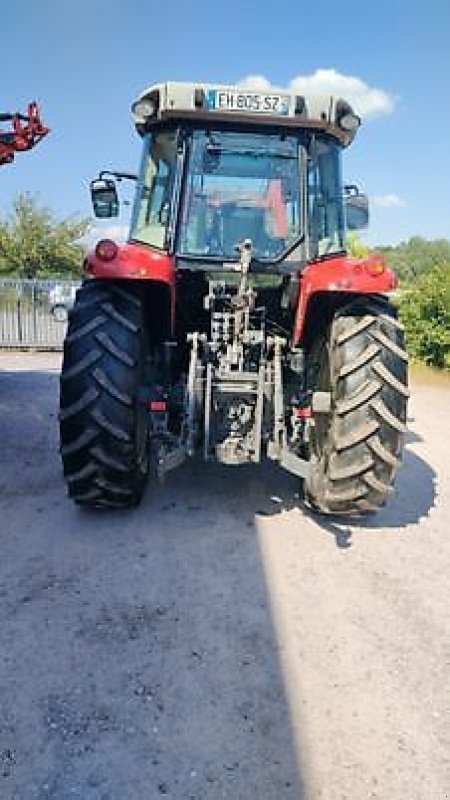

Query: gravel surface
[0,352,449,800]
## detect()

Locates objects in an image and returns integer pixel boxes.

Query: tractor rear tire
[305,298,409,516]
[59,280,149,508]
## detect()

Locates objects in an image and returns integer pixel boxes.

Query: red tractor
[59,81,408,515]
[0,102,49,166]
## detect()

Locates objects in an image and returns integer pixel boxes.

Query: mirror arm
[99,170,138,183]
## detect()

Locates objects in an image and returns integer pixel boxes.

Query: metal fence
[0,279,81,349]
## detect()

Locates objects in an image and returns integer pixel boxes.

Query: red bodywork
[292,253,397,345]
[0,102,49,166]
[86,241,396,343]
[85,242,176,329]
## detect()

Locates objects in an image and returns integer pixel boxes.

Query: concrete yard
[0,352,449,799]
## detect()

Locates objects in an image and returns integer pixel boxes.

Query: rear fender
[293,254,397,346]
[84,241,176,333]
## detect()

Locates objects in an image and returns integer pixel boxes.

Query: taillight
[365,258,386,277]
[149,400,167,412]
[293,406,311,418]
[95,239,118,261]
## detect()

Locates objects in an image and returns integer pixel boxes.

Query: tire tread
[306,299,408,516]
[59,280,148,508]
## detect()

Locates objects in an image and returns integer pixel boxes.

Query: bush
[397,263,450,370]
[346,232,370,258]
[379,237,450,284]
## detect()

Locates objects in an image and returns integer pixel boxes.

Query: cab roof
[131,81,361,147]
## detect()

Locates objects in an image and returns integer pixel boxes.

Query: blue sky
[1,0,449,246]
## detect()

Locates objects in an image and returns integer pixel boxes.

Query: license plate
[205,89,290,116]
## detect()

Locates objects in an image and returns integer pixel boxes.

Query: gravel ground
[0,352,449,800]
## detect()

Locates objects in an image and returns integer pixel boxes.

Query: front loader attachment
[0,102,49,166]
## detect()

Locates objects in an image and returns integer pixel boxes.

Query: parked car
[49,284,79,322]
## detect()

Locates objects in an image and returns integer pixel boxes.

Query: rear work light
[339,112,361,132]
[95,239,118,261]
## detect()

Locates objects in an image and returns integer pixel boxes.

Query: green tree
[0,193,90,278]
[379,237,450,284]
[397,262,450,369]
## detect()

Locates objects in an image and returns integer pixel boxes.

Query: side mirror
[344,185,369,231]
[90,178,119,218]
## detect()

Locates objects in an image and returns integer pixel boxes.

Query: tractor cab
[91,82,368,273]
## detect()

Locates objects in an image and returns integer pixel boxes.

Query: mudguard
[84,241,175,283]
[84,241,176,329]
[293,253,397,345]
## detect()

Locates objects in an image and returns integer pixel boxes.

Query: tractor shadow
[176,419,437,549]
[172,423,437,552]
[304,430,437,548]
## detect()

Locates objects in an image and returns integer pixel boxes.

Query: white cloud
[237,68,396,119]
[237,74,273,91]
[372,194,406,209]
